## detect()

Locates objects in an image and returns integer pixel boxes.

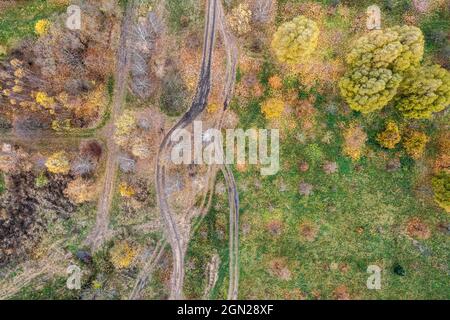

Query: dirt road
[156,0,219,300]
[85,0,136,252]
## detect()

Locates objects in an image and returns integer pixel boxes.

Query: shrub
[35,172,49,188]
[261,98,284,120]
[0,173,5,195]
[45,151,70,174]
[109,241,137,269]
[35,19,51,36]
[342,124,367,161]
[64,177,97,204]
[114,111,137,147]
[377,121,401,149]
[160,69,188,116]
[268,75,283,90]
[403,130,428,159]
[396,64,450,119]
[271,16,319,64]
[119,182,135,198]
[432,172,450,213]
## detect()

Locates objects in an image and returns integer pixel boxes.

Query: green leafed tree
[271,16,319,64]
[396,64,450,119]
[339,25,425,113]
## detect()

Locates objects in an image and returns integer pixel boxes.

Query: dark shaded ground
[0,172,74,267]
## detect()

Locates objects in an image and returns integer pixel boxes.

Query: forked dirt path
[85,0,136,252]
[155,0,218,300]
[153,0,240,300]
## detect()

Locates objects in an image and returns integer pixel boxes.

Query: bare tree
[252,0,275,24]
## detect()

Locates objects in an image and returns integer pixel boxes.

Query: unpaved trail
[222,164,239,300]
[135,0,240,300]
[156,0,218,300]
[85,0,136,252]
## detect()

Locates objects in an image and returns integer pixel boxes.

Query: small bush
[432,172,450,213]
[109,241,137,269]
[261,98,284,120]
[377,121,401,149]
[403,130,428,159]
[45,151,70,175]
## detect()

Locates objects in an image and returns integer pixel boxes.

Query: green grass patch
[0,0,65,46]
[0,172,5,195]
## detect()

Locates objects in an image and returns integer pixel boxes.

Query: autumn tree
[271,16,319,64]
[396,64,450,119]
[403,130,428,159]
[64,177,97,204]
[261,98,285,120]
[109,241,137,269]
[342,123,367,161]
[45,151,70,174]
[377,121,401,149]
[339,26,424,113]
[432,172,450,213]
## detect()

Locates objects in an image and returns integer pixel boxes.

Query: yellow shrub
[119,182,135,198]
[207,103,219,114]
[342,124,367,161]
[261,98,284,120]
[45,151,70,174]
[404,130,428,159]
[109,241,137,269]
[35,19,51,36]
[64,178,97,204]
[432,172,450,213]
[376,121,401,149]
[35,91,55,109]
[271,16,319,64]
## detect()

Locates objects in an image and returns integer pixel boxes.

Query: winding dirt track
[85,1,136,252]
[155,0,240,300]
[156,0,218,300]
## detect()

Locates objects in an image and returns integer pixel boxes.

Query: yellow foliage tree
[339,25,425,113]
[396,64,450,119]
[109,241,137,269]
[403,130,428,159]
[114,111,137,147]
[119,182,135,198]
[261,98,284,120]
[432,172,450,213]
[64,177,97,204]
[376,121,401,149]
[342,124,367,161]
[35,91,55,110]
[35,19,51,36]
[45,151,70,174]
[271,16,319,64]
